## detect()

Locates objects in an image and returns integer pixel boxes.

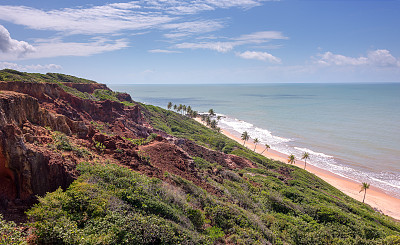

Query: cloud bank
[316,50,400,67]
[0,25,35,57]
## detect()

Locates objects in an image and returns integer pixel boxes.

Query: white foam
[294,147,334,158]
[215,114,400,198]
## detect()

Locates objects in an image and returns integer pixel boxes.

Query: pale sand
[194,117,400,220]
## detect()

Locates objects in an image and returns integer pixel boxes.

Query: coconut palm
[205,116,211,126]
[217,115,222,121]
[178,104,183,114]
[241,131,250,146]
[288,154,296,164]
[301,152,310,169]
[167,102,173,110]
[359,182,370,203]
[210,119,217,129]
[182,105,187,115]
[208,109,215,116]
[173,104,177,111]
[261,144,270,154]
[253,138,259,152]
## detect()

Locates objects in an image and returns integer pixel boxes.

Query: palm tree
[210,119,217,129]
[253,138,259,152]
[167,102,173,110]
[288,154,296,164]
[208,109,215,117]
[217,115,222,121]
[205,116,211,126]
[178,104,183,114]
[241,131,250,146]
[301,152,310,169]
[182,105,187,115]
[173,104,177,111]
[261,144,270,154]
[359,182,370,203]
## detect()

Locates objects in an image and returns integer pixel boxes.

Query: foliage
[93,89,120,102]
[50,131,73,151]
[0,214,27,244]
[94,140,106,153]
[27,163,207,244]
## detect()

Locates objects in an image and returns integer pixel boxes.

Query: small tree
[359,182,370,203]
[253,138,259,152]
[209,109,215,116]
[241,131,250,146]
[288,154,296,164]
[261,144,270,154]
[167,102,173,110]
[301,152,310,170]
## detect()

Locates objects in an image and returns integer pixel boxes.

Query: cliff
[0,69,399,244]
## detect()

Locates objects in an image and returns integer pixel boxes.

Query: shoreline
[195,117,400,220]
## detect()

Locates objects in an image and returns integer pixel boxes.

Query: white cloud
[315,49,400,67]
[175,41,235,53]
[0,1,269,35]
[0,25,35,57]
[162,19,225,38]
[1,37,129,61]
[0,1,278,60]
[0,62,62,70]
[0,5,174,35]
[174,30,287,52]
[234,31,288,43]
[148,49,181,53]
[143,0,268,14]
[236,51,281,63]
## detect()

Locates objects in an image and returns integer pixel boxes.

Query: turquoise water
[109,83,400,198]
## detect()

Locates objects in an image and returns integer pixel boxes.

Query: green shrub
[0,214,27,244]
[51,131,73,151]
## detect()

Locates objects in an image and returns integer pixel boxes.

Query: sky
[0,0,399,84]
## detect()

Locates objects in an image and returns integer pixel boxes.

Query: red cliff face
[0,80,257,223]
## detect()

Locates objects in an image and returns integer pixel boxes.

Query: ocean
[109,83,400,198]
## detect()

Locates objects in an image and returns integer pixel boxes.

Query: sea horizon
[109,83,400,199]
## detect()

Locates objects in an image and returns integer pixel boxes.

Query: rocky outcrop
[0,91,75,201]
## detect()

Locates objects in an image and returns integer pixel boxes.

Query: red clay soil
[139,140,224,196]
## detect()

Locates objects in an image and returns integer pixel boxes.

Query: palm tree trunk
[243,141,245,146]
[261,149,266,154]
[304,160,306,169]
[363,189,366,203]
[253,145,256,152]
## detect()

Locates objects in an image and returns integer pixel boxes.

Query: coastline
[195,117,400,220]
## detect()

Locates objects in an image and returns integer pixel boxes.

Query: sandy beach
[195,118,400,220]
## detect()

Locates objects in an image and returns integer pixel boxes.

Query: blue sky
[0,0,399,84]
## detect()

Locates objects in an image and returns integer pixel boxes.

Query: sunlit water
[109,83,400,198]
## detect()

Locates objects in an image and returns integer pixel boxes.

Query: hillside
[0,69,399,244]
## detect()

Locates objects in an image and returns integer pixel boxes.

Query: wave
[214,113,400,199]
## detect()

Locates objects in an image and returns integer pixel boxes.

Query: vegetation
[360,182,371,203]
[261,144,270,154]
[253,138,259,152]
[302,152,310,170]
[288,154,296,165]
[0,214,27,244]
[26,160,400,244]
[241,131,250,146]
[0,69,96,84]
[3,71,400,244]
